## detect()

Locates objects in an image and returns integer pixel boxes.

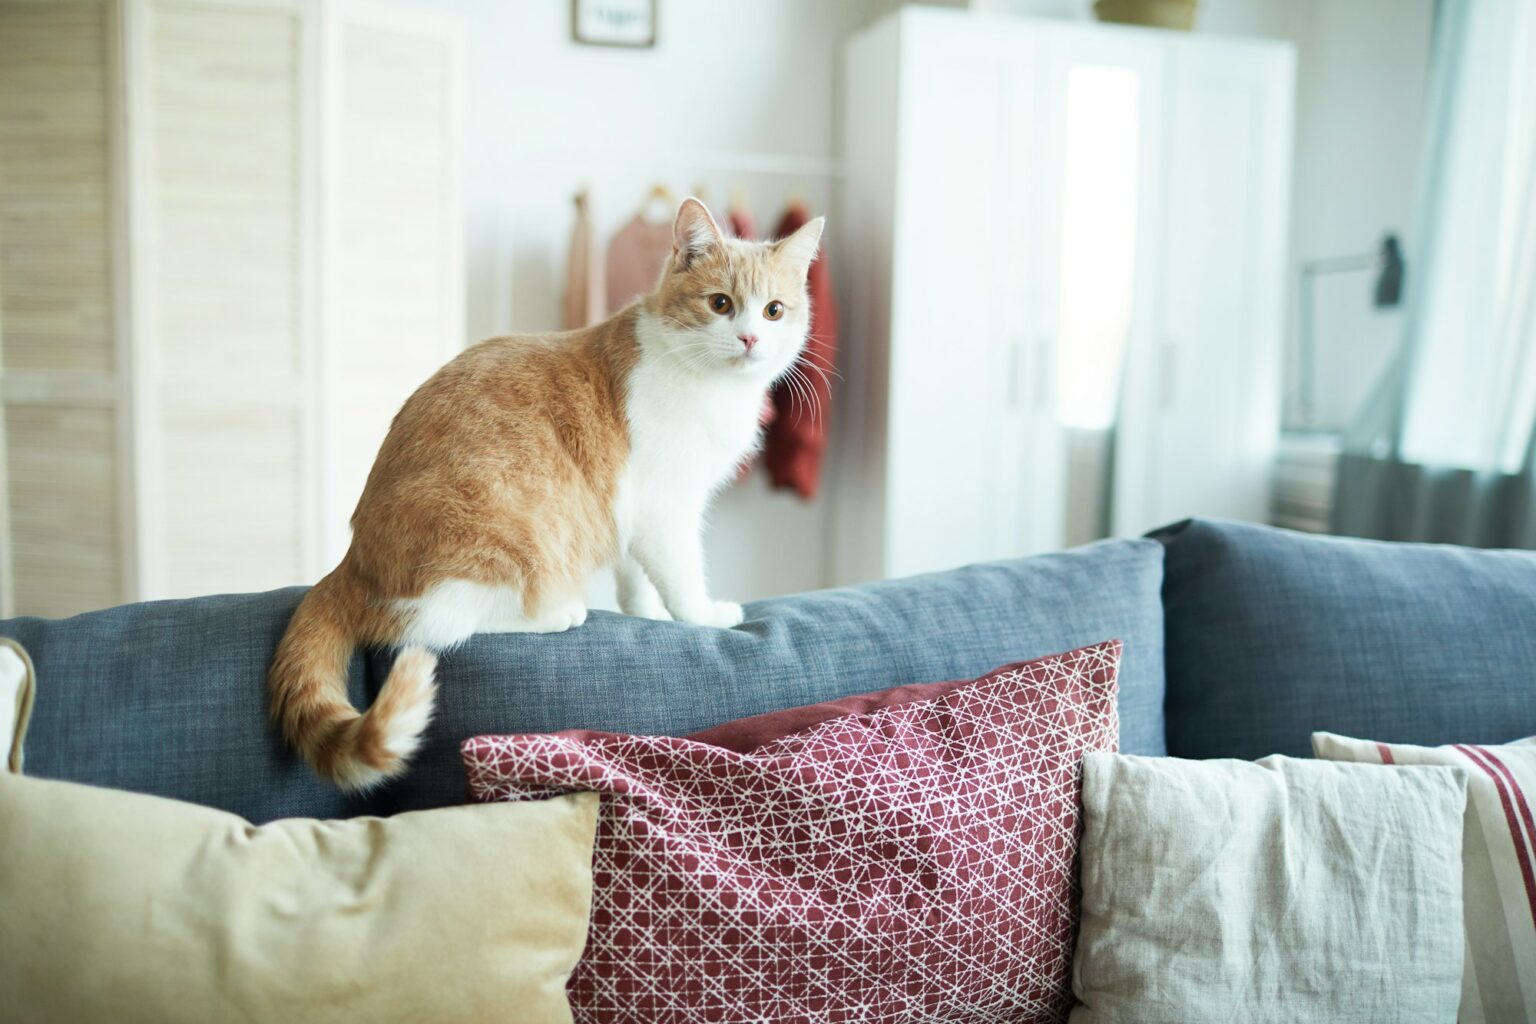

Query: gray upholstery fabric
[1157,518,1536,760]
[381,538,1167,811]
[0,590,378,823]
[0,538,1166,821]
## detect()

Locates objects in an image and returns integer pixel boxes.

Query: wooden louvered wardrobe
[0,0,462,617]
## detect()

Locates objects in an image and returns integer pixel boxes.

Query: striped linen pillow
[1313,732,1536,1024]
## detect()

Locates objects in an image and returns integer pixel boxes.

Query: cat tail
[268,567,438,792]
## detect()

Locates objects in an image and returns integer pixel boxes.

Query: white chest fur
[620,347,768,521]
[610,346,768,628]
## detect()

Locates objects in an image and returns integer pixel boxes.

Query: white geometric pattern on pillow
[465,643,1122,1024]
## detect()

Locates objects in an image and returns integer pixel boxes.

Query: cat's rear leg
[396,578,586,642]
[394,579,487,650]
[515,594,587,633]
[475,582,586,634]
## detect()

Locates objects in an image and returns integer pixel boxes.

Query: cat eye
[708,293,733,315]
[764,300,785,321]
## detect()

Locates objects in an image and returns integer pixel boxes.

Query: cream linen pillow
[0,652,599,1024]
[1314,731,1536,1024]
[1070,753,1467,1024]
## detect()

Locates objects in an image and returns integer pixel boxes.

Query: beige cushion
[1070,753,1467,1024]
[0,770,599,1024]
[1314,731,1536,1024]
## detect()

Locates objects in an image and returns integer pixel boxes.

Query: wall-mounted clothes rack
[507,150,846,180]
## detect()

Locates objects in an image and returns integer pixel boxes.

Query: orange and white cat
[269,199,825,789]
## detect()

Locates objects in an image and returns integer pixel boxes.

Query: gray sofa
[5,518,1535,823]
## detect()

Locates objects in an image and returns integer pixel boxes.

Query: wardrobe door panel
[998,55,1061,557]
[0,1,115,375]
[151,2,302,380]
[2,403,121,618]
[0,0,124,616]
[1114,41,1292,536]
[884,43,1011,579]
[161,403,301,596]
[148,0,307,597]
[1,0,465,609]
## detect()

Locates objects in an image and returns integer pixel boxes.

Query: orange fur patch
[271,310,640,788]
[270,198,822,789]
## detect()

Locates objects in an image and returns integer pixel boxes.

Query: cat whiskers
[648,327,721,363]
[773,342,841,425]
[798,348,843,383]
[793,359,837,402]
[662,338,729,374]
[781,363,823,425]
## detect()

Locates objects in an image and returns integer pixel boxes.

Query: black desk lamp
[1295,233,1406,429]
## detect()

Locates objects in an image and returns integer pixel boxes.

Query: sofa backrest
[1,538,1167,822]
[18,517,1529,823]
[1157,518,1536,759]
[382,539,1168,812]
[0,589,377,822]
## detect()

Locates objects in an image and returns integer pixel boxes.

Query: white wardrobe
[0,0,461,617]
[833,9,1293,583]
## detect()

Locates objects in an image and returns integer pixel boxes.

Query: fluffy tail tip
[331,647,439,793]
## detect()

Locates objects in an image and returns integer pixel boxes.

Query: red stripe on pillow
[1477,746,1536,859]
[1457,743,1536,931]
[1375,742,1396,764]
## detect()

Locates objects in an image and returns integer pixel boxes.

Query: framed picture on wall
[572,0,657,48]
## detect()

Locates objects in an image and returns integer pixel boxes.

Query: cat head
[643,198,825,383]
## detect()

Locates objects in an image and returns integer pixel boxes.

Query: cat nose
[738,334,758,352]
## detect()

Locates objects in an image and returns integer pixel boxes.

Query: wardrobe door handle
[1034,335,1054,411]
[1159,338,1179,412]
[1007,336,1024,410]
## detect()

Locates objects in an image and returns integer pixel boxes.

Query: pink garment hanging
[605,215,673,314]
[727,204,757,241]
[563,191,606,330]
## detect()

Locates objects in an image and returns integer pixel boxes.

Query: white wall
[403,0,1432,607]
[1200,0,1435,432]
[405,0,906,608]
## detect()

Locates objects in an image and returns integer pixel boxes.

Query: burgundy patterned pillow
[462,640,1121,1024]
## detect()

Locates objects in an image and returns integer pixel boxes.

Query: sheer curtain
[1333,0,1536,547]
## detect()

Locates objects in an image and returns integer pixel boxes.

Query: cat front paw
[679,599,744,629]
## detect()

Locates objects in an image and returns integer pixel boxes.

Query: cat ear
[672,197,724,269]
[774,216,825,274]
